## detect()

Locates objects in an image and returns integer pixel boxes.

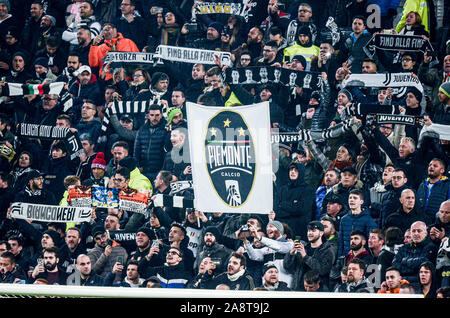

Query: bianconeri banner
[186,102,273,214]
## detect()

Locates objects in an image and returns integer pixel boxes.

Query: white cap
[74,65,92,76]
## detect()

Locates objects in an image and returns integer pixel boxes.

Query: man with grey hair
[392,221,438,284]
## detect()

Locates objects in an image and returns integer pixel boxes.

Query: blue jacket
[338,209,377,257]
[416,177,450,225]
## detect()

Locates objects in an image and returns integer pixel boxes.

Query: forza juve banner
[223,67,322,89]
[364,34,434,57]
[155,45,232,66]
[342,72,424,93]
[186,101,273,214]
[103,51,163,66]
[9,202,92,223]
[193,0,256,22]
[18,123,83,160]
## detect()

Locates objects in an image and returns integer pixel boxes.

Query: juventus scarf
[101,100,150,132]
[155,45,232,66]
[169,181,193,195]
[10,202,92,223]
[18,123,83,160]
[271,118,355,143]
[364,34,434,57]
[192,0,256,22]
[367,113,425,127]
[223,67,322,89]
[2,82,65,96]
[343,103,400,119]
[103,51,163,67]
[152,194,194,209]
[342,73,424,93]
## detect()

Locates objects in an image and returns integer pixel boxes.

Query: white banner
[186,102,273,214]
[342,72,424,93]
[155,45,232,66]
[10,202,92,223]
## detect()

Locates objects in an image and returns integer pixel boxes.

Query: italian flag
[5,82,65,96]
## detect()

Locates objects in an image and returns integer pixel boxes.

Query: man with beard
[68,66,102,123]
[12,169,57,205]
[183,22,223,51]
[73,25,92,65]
[34,14,61,53]
[106,141,129,178]
[133,104,168,181]
[163,62,206,104]
[285,3,318,47]
[87,226,128,284]
[194,226,233,274]
[416,159,449,225]
[163,128,190,180]
[29,247,68,285]
[207,252,255,290]
[341,258,374,293]
[106,259,145,287]
[0,251,26,283]
[261,263,291,291]
[243,220,294,288]
[20,1,44,53]
[62,0,101,48]
[130,227,152,263]
[58,227,86,275]
[232,27,265,64]
[284,221,335,290]
[56,52,82,88]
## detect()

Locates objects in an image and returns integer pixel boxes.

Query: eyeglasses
[168,251,180,256]
[299,9,311,13]
[402,58,412,62]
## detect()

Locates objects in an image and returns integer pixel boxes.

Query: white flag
[186,102,273,214]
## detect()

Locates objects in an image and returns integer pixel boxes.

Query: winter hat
[407,87,423,103]
[27,169,45,181]
[204,226,221,240]
[43,229,60,246]
[208,22,223,35]
[0,0,10,11]
[308,221,324,232]
[91,225,105,238]
[262,263,278,274]
[12,51,28,63]
[439,82,450,99]
[118,156,137,171]
[151,72,169,87]
[6,26,19,39]
[91,152,106,170]
[338,88,353,103]
[310,90,322,105]
[34,57,49,69]
[268,220,284,235]
[137,227,153,240]
[291,54,307,68]
[341,165,357,176]
[298,26,312,38]
[167,107,183,123]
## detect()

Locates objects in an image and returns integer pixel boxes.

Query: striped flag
[5,82,65,96]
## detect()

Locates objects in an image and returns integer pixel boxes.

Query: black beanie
[118,156,137,171]
[204,226,221,240]
[43,229,60,246]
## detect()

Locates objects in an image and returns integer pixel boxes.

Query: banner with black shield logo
[186,102,273,214]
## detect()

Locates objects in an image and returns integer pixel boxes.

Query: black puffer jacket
[392,237,438,284]
[310,79,333,131]
[133,118,168,178]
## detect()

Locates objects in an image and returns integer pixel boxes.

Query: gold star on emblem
[238,127,246,136]
[223,118,231,127]
[209,127,217,136]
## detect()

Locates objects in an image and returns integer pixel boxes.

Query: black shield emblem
[205,110,256,208]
